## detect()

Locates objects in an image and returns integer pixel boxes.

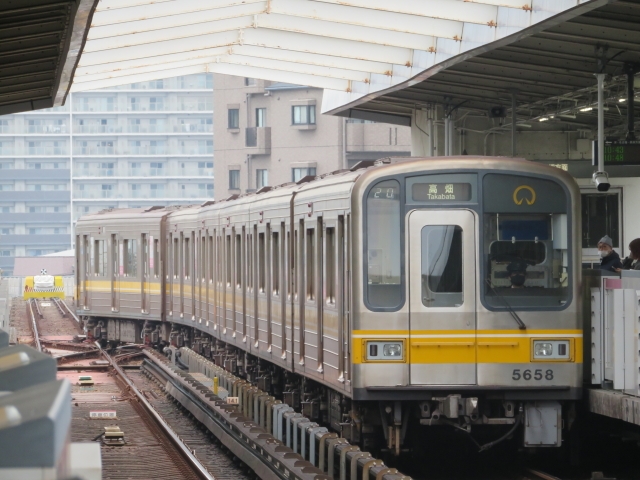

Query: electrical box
[576,138,591,154]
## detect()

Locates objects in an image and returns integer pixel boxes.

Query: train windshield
[482,173,570,310]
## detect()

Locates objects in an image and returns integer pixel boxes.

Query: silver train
[76,156,582,452]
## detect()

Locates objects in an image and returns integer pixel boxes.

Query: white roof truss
[71,0,602,113]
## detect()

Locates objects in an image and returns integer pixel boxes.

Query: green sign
[593,141,640,166]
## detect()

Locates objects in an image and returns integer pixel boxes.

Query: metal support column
[444,116,450,156]
[625,64,637,141]
[593,73,610,191]
[511,91,517,157]
[448,117,454,156]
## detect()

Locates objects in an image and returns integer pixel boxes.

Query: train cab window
[366,179,402,309]
[483,174,570,310]
[421,226,463,307]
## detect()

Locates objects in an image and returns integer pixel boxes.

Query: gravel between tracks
[127,369,253,480]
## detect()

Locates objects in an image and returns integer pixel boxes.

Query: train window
[236,234,242,289]
[225,234,231,287]
[208,235,214,283]
[124,239,137,276]
[484,213,569,309]
[173,238,179,278]
[95,240,106,276]
[184,237,190,278]
[258,232,266,293]
[306,228,315,301]
[421,226,463,307]
[326,227,336,304]
[272,231,280,295]
[248,230,254,292]
[153,239,159,277]
[201,236,206,281]
[366,179,402,309]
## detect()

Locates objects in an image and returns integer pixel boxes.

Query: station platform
[588,389,640,427]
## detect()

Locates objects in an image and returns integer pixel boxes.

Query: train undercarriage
[85,316,577,458]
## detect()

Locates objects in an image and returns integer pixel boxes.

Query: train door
[111,234,120,312]
[408,210,477,385]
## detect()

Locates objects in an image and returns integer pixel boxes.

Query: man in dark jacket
[598,235,623,271]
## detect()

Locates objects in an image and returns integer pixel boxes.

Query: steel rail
[27,299,42,352]
[525,468,563,480]
[55,298,82,326]
[96,343,215,480]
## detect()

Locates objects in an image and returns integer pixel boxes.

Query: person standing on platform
[598,235,623,272]
[617,238,640,271]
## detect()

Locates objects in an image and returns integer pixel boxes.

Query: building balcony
[179,147,213,155]
[178,102,212,111]
[27,147,67,155]
[0,191,69,201]
[128,146,167,155]
[127,104,166,112]
[0,234,71,246]
[173,124,212,133]
[245,127,271,155]
[75,147,115,155]
[74,191,115,199]
[74,125,121,134]
[74,104,116,112]
[0,213,70,224]
[0,169,70,180]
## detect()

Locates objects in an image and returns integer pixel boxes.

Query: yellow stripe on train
[352,330,583,364]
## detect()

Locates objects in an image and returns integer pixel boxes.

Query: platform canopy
[0,0,98,115]
[71,0,603,98]
[324,0,640,135]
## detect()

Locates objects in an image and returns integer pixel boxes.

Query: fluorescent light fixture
[619,98,626,102]
[580,107,593,112]
[539,117,549,122]
[517,123,532,128]
[559,114,576,119]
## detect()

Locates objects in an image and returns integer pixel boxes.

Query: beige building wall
[213,74,410,200]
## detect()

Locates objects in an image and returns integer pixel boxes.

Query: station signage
[592,140,640,166]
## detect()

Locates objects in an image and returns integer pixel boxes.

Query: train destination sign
[412,182,472,202]
[593,140,640,166]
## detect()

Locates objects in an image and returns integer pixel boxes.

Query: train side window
[94,239,106,276]
[201,235,206,281]
[153,238,159,277]
[258,232,266,293]
[173,238,179,279]
[124,239,137,276]
[366,179,402,309]
[236,233,242,289]
[226,234,231,287]
[208,234,214,283]
[326,227,336,304]
[247,231,253,292]
[272,230,280,296]
[306,227,315,301]
[421,226,463,307]
[184,237,190,278]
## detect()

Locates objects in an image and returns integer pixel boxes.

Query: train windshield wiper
[484,278,526,330]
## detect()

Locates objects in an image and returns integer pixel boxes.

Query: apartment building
[0,73,214,275]
[213,75,410,199]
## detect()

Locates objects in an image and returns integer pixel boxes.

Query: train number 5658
[512,369,553,381]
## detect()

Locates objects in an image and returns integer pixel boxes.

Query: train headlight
[365,341,405,361]
[383,343,402,357]
[534,342,553,357]
[532,340,571,361]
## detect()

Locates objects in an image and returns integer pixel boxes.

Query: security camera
[592,171,611,192]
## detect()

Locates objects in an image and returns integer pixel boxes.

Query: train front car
[352,157,581,453]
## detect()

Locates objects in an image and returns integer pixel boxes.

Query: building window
[229,170,240,190]
[292,105,316,125]
[256,108,266,127]
[292,167,316,182]
[228,109,239,129]
[582,191,620,249]
[244,78,256,86]
[256,169,268,189]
